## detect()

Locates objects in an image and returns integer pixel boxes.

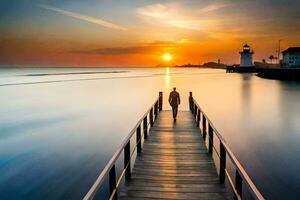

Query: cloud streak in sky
[38,4,127,31]
[136,3,225,31]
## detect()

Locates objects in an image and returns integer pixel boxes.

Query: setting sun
[162,53,173,62]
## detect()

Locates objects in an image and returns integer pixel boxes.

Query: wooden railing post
[219,142,226,184]
[136,125,142,153]
[193,106,196,118]
[109,165,117,200]
[208,124,214,155]
[235,170,243,199]
[202,114,207,141]
[124,142,131,181]
[159,92,163,111]
[143,116,148,139]
[154,102,158,119]
[197,110,201,127]
[189,92,193,112]
[150,108,154,127]
[156,101,159,117]
[194,106,198,119]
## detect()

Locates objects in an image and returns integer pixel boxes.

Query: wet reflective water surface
[0,67,300,199]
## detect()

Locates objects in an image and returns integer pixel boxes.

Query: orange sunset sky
[1,0,300,67]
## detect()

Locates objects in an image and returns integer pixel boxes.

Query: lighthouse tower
[239,44,254,67]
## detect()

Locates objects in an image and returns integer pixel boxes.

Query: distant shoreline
[174,62,227,69]
[0,61,229,69]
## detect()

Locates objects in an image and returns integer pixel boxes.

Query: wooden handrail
[189,92,265,200]
[83,92,163,200]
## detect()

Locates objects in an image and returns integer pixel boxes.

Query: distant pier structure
[240,44,254,67]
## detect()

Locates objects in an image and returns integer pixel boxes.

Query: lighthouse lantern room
[239,44,254,67]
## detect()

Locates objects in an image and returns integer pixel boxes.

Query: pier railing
[83,92,163,200]
[189,92,265,200]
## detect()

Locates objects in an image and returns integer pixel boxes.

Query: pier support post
[189,92,193,112]
[208,124,214,155]
[154,101,158,119]
[150,108,154,127]
[235,170,243,199]
[124,142,131,181]
[219,142,226,184]
[109,165,117,200]
[159,92,163,111]
[136,125,142,153]
[194,106,198,119]
[202,114,207,141]
[143,116,148,139]
[197,110,201,127]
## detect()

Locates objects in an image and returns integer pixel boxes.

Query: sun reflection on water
[165,67,171,90]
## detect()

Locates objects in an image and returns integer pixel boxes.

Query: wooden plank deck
[120,111,228,200]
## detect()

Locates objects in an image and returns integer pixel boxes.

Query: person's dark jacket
[169,91,180,107]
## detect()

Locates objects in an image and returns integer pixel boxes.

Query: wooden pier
[83,92,265,200]
[120,111,227,200]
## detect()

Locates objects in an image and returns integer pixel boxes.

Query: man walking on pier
[169,87,180,122]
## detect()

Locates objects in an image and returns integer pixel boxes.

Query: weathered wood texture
[120,111,228,200]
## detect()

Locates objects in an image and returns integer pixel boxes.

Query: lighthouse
[239,44,254,67]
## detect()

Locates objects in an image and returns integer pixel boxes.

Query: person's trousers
[172,106,178,119]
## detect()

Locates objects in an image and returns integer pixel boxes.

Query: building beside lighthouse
[282,47,300,67]
[239,44,254,67]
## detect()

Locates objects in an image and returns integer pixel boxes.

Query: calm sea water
[0,67,300,199]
